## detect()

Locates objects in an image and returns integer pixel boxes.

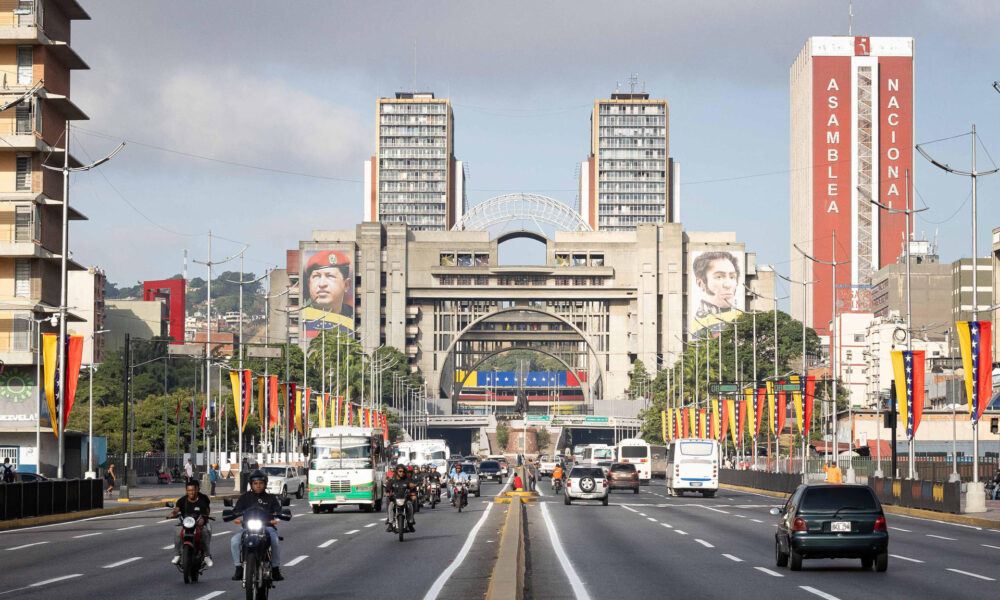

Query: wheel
[312,505,321,514]
[296,484,304,499]
[474,489,480,497]
[579,477,595,493]
[633,487,639,495]
[244,553,257,600]
[281,487,287,502]
[775,538,789,567]
[789,548,803,571]
[564,495,571,505]
[431,498,436,509]
[861,555,874,570]
[374,498,382,512]
[181,546,192,584]
[397,513,405,542]
[602,495,609,506]
[874,551,888,572]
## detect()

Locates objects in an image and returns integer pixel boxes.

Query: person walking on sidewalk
[184,459,194,482]
[209,464,218,496]
[105,464,116,497]
[1,458,15,483]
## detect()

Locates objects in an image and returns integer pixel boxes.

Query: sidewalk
[125,479,238,501]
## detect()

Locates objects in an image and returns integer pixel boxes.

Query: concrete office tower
[789,36,914,335]
[579,90,679,231]
[364,92,465,231]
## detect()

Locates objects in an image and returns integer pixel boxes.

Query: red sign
[811,56,851,335]
[854,37,870,56]
[878,56,913,267]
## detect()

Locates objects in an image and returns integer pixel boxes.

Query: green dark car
[770,484,889,572]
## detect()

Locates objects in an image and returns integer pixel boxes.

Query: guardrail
[720,469,799,495]
[0,479,104,521]
[869,477,961,515]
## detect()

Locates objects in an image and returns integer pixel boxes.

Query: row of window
[597,205,667,215]
[440,252,490,267]
[378,138,447,148]
[598,137,666,148]
[379,204,446,215]
[598,116,666,126]
[378,159,447,169]
[598,104,665,115]
[554,252,604,267]
[597,149,667,159]
[597,127,666,138]
[598,159,667,170]
[380,103,447,115]
[597,215,665,226]
[379,115,448,125]
[598,194,668,203]
[377,192,447,202]
[379,214,446,226]
[597,172,666,181]
[379,182,447,192]
[436,274,607,287]
[598,182,666,192]
[378,126,447,136]
[378,148,447,158]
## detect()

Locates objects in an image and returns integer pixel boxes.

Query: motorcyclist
[385,464,416,532]
[991,468,1000,500]
[230,469,283,582]
[551,463,564,491]
[168,479,213,567]
[450,464,471,507]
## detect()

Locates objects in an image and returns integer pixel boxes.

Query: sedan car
[564,467,608,506]
[15,472,49,483]
[607,463,639,494]
[771,484,888,572]
[479,460,502,482]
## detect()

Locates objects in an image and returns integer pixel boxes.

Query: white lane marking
[694,539,714,548]
[646,517,657,522]
[29,574,83,587]
[704,507,730,514]
[660,522,673,529]
[735,515,746,519]
[536,485,545,497]
[345,529,359,535]
[116,525,144,531]
[722,554,743,562]
[72,532,102,539]
[161,545,174,550]
[982,544,1000,550]
[946,568,996,581]
[751,519,764,523]
[890,554,924,563]
[674,530,688,535]
[422,502,496,600]
[0,507,164,535]
[754,567,784,578]
[156,519,175,525]
[927,534,956,541]
[6,541,48,551]
[621,506,638,513]
[638,513,647,517]
[950,523,982,530]
[364,523,376,528]
[285,555,308,567]
[800,586,841,600]
[888,527,910,532]
[102,556,142,568]
[193,592,226,600]
[318,539,337,548]
[537,502,592,600]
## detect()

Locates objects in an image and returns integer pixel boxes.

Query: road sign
[168,344,204,357]
[709,384,739,393]
[584,417,608,423]
[247,347,282,359]
[525,415,550,422]
[776,383,802,392]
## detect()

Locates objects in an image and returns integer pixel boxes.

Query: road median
[486,497,526,600]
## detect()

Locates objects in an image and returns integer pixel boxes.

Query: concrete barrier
[486,497,525,600]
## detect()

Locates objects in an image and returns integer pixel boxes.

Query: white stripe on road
[800,586,841,600]
[621,506,637,513]
[318,539,337,548]
[0,507,163,536]
[751,519,763,523]
[364,523,376,528]
[694,539,714,548]
[638,513,647,517]
[116,525,144,531]
[536,502,592,600]
[754,567,784,577]
[722,554,743,562]
[646,517,657,522]
[29,574,83,587]
[674,530,688,535]
[285,555,308,567]
[660,522,673,529]
[703,507,730,514]
[422,502,496,600]
[946,568,995,581]
[927,534,956,541]
[735,514,746,518]
[6,541,47,551]
[345,529,359,535]
[72,532,102,539]
[890,554,924,563]
[193,592,226,600]
[103,557,142,568]
[161,545,174,550]
[982,544,1000,550]
[888,527,910,532]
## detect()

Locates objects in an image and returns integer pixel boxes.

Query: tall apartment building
[870,240,950,342]
[0,0,90,474]
[789,36,914,335]
[363,92,465,231]
[579,90,679,232]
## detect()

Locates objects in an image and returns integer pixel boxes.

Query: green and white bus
[308,426,387,513]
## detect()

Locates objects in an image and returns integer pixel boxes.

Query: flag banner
[698,409,707,439]
[755,388,766,437]
[337,397,344,426]
[229,370,242,431]
[892,350,926,438]
[322,394,331,429]
[744,388,755,439]
[382,411,389,442]
[241,370,252,431]
[63,335,83,429]
[295,389,303,434]
[726,400,738,446]
[776,390,786,436]
[791,375,804,434]
[348,403,354,427]
[268,376,279,430]
[42,333,58,435]
[288,383,297,430]
[738,399,747,442]
[686,407,694,438]
[279,383,288,430]
[661,410,668,442]
[720,399,729,442]
[766,381,776,436]
[956,321,992,421]
[710,400,718,440]
[258,376,266,434]
[303,388,311,433]
[200,405,206,429]
[676,409,685,440]
[803,376,816,437]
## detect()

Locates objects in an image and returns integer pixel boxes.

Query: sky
[68,1,1000,301]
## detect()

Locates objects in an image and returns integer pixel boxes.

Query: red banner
[63,335,83,429]
[878,55,913,267]
[241,370,252,427]
[803,376,816,436]
[287,383,297,430]
[776,391,787,435]
[199,405,206,429]
[681,408,690,438]
[268,376,279,430]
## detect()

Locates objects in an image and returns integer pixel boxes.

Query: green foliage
[535,426,550,450]
[479,349,563,372]
[496,423,510,450]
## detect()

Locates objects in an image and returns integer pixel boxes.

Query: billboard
[688,250,744,337]
[300,248,354,341]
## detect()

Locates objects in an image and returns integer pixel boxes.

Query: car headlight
[246,519,264,531]
[357,484,372,492]
[182,516,196,528]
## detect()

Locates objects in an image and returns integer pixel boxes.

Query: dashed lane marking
[800,586,840,600]
[116,525,144,531]
[982,544,1000,550]
[72,532,102,539]
[703,507,730,514]
[364,523,376,528]
[735,515,746,518]
[103,557,142,568]
[674,530,688,535]
[751,519,763,523]
[285,555,309,567]
[946,568,995,581]
[927,534,956,541]
[161,545,173,550]
[660,523,673,529]
[193,592,226,600]
[30,574,83,587]
[318,539,337,548]
[754,567,783,578]
[646,517,657,522]
[638,513,647,517]
[722,554,743,562]
[621,506,638,513]
[345,529,359,535]
[6,541,48,551]
[890,554,924,563]
[694,539,714,548]
[888,527,910,532]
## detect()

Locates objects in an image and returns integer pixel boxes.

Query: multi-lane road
[2,478,997,599]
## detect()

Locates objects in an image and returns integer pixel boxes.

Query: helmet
[248,469,268,484]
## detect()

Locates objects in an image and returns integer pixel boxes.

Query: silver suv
[564,466,609,506]
[460,462,481,497]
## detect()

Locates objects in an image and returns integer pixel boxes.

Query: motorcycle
[165,502,213,584]
[428,482,441,509]
[552,477,563,495]
[387,492,413,542]
[452,481,468,512]
[223,497,291,600]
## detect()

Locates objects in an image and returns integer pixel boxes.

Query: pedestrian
[184,459,194,482]
[105,463,116,497]
[513,473,523,491]
[1,458,15,483]
[527,462,537,491]
[823,461,843,484]
[209,464,218,496]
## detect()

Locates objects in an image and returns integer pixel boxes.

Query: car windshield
[679,442,714,456]
[593,448,614,460]
[621,447,647,458]
[311,436,373,469]
[611,464,636,472]
[481,461,499,469]
[799,487,879,512]
[570,467,604,478]
[262,467,287,477]
[427,451,446,461]
[461,464,477,474]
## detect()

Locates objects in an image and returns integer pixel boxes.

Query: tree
[535,426,550,450]
[496,423,510,450]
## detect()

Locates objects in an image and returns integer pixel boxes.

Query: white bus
[617,438,656,483]
[665,438,719,498]
[580,444,615,467]
[395,439,450,475]
[308,427,387,513]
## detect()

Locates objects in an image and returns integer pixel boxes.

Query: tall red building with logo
[789,36,914,336]
[143,279,186,343]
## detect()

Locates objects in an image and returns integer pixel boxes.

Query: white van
[665,438,719,498]
[580,444,615,468]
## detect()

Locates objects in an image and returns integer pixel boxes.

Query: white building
[863,313,948,409]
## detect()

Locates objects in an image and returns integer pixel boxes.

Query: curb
[0,494,241,531]
[486,497,525,600]
[720,483,1000,531]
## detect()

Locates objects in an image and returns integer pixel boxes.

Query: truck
[262,464,306,501]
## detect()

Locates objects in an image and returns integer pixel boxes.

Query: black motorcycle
[165,502,213,584]
[223,498,291,600]
[452,481,468,512]
[428,481,441,509]
[387,492,413,542]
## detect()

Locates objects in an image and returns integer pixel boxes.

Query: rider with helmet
[230,469,284,582]
[385,464,416,532]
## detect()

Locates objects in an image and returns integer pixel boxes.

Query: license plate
[690,482,702,487]
[335,495,346,502]
[831,521,851,532]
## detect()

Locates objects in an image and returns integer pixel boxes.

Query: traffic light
[883,412,896,428]
[991,418,999,434]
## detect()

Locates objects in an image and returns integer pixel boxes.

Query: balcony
[405,344,419,357]
[405,324,419,337]
[406,305,420,319]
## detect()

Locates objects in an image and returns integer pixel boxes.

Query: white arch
[452,193,592,236]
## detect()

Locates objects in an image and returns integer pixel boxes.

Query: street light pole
[776,271,817,481]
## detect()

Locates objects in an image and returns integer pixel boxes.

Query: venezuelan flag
[891,350,926,438]
[956,321,992,421]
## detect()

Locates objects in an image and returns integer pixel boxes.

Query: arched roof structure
[452,193,592,237]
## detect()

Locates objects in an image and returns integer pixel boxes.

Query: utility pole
[120,334,130,500]
[776,270,817,481]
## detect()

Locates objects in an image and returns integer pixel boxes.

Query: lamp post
[84,329,108,478]
[775,271,818,481]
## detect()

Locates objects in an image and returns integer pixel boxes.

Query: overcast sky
[69,1,1000,298]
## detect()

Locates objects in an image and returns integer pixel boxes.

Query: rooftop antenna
[848,0,853,35]
[412,40,417,93]
[627,72,640,94]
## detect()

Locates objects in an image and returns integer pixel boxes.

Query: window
[439,253,455,266]
[15,155,30,191]
[853,334,864,342]
[16,46,32,86]
[32,98,40,134]
[590,254,604,267]
[15,102,31,134]
[14,259,31,298]
[554,253,569,267]
[14,206,31,242]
